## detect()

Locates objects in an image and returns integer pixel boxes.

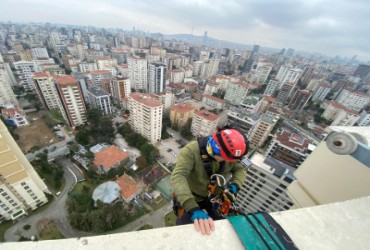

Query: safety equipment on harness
[172,194,185,218]
[227,184,238,195]
[212,127,249,162]
[189,209,210,222]
[206,136,221,157]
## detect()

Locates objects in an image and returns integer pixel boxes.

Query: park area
[14,112,59,153]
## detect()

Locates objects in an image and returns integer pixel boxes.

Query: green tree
[87,109,103,127]
[76,130,90,145]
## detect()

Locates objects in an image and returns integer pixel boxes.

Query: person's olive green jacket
[171,140,247,212]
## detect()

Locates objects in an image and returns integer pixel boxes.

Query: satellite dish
[326,132,358,155]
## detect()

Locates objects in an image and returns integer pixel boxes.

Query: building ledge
[2,196,370,250]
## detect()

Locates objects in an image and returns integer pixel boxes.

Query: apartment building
[0,63,18,106]
[13,61,35,91]
[31,47,49,59]
[0,120,48,221]
[322,101,360,126]
[54,75,87,127]
[248,114,278,149]
[276,82,296,105]
[276,65,303,85]
[202,94,226,109]
[91,70,112,88]
[110,75,131,107]
[128,93,162,143]
[87,87,112,116]
[168,69,184,84]
[264,79,280,96]
[288,89,312,117]
[236,154,295,214]
[191,109,219,137]
[78,62,97,73]
[148,62,167,93]
[266,129,315,168]
[311,81,331,101]
[224,82,250,106]
[32,72,66,120]
[357,110,370,126]
[227,111,260,136]
[334,88,370,112]
[127,56,148,91]
[169,103,195,128]
[257,96,276,114]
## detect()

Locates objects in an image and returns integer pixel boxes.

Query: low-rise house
[115,174,142,203]
[1,104,28,127]
[93,145,129,174]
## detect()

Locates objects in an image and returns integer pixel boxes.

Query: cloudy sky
[2,0,370,61]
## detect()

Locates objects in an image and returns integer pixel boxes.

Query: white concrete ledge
[2,196,370,250]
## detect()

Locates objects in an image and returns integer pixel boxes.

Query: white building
[311,81,331,101]
[357,111,370,126]
[54,75,87,127]
[191,110,219,137]
[0,63,18,106]
[127,56,148,91]
[322,101,360,126]
[13,61,35,91]
[276,65,303,85]
[334,88,370,112]
[110,76,131,107]
[236,153,295,214]
[88,88,113,116]
[79,62,97,73]
[169,69,185,84]
[264,79,279,96]
[148,62,167,93]
[128,93,163,143]
[31,47,49,59]
[0,120,49,221]
[202,94,226,109]
[224,82,250,106]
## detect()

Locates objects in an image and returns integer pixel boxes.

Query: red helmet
[212,128,248,162]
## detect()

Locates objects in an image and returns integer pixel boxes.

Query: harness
[197,137,238,217]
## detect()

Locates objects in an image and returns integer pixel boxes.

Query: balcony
[1,196,369,249]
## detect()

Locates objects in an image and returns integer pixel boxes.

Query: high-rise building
[236,154,295,214]
[248,114,279,149]
[170,104,195,129]
[127,56,148,91]
[264,79,280,96]
[311,81,331,101]
[110,75,131,107]
[13,61,35,91]
[54,75,87,127]
[276,82,296,105]
[87,88,112,116]
[191,110,219,137]
[224,82,250,106]
[148,63,166,94]
[276,65,303,85]
[288,89,312,117]
[0,63,18,106]
[31,47,49,60]
[353,64,370,79]
[33,73,66,120]
[265,129,315,169]
[0,120,49,221]
[128,93,162,143]
[227,111,260,136]
[334,88,370,112]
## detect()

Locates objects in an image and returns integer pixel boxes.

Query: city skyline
[1,0,370,61]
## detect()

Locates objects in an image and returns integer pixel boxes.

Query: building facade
[0,120,49,221]
[148,63,167,94]
[87,88,113,116]
[128,93,163,143]
[191,110,219,137]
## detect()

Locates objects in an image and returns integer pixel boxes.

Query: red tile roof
[171,103,194,113]
[263,95,276,103]
[203,94,226,103]
[33,72,49,78]
[53,75,78,85]
[130,92,162,107]
[327,101,359,115]
[276,130,311,151]
[115,174,141,200]
[1,106,25,118]
[93,145,129,171]
[195,109,219,121]
[91,70,111,75]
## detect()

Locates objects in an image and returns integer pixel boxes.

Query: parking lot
[155,137,183,165]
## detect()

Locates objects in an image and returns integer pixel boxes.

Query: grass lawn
[37,219,64,240]
[71,181,98,194]
[164,211,177,227]
[149,198,169,210]
[0,221,13,242]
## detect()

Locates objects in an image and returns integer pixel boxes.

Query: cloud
[0,0,369,60]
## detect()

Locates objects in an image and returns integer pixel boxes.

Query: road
[4,161,91,242]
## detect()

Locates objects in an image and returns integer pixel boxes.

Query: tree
[75,130,90,145]
[87,109,103,127]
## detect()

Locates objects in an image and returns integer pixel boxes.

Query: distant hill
[163,33,253,50]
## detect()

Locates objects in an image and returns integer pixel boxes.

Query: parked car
[49,146,57,152]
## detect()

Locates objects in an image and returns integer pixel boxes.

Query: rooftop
[53,75,78,85]
[115,174,141,200]
[170,103,194,113]
[195,109,219,121]
[93,145,129,171]
[130,93,162,108]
